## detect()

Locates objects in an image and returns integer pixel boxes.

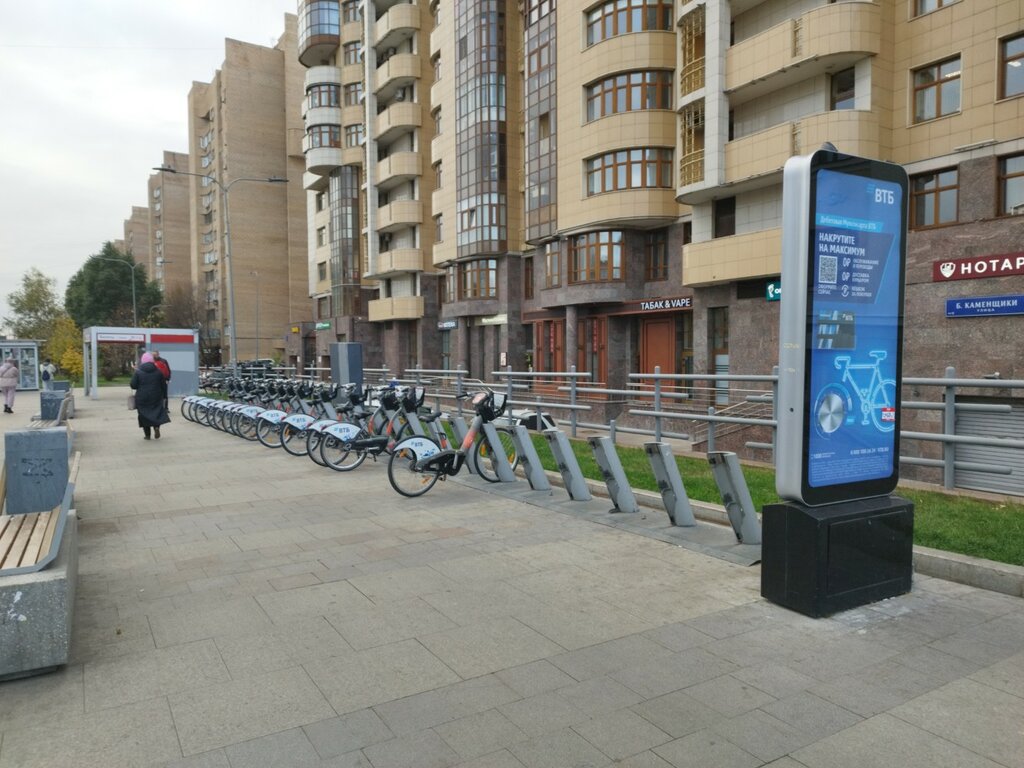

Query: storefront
[0,340,41,390]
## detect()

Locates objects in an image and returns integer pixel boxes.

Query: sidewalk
[1,389,1022,768]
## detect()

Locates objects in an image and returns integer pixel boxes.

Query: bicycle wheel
[180,399,193,421]
[281,423,309,456]
[320,432,367,471]
[870,379,898,432]
[236,414,258,441]
[256,418,284,448]
[473,427,519,482]
[306,429,327,465]
[388,438,441,497]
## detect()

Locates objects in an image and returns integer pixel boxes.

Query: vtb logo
[939,262,956,278]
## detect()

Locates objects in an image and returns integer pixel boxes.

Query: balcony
[298,30,339,69]
[683,228,782,287]
[377,152,422,190]
[375,3,421,51]
[368,295,425,322]
[371,247,426,278]
[376,101,422,144]
[726,1,880,103]
[304,104,343,126]
[375,54,420,94]
[304,65,342,91]
[305,145,345,176]
[377,200,423,232]
[724,110,880,184]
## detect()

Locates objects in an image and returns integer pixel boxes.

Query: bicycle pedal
[438,475,446,481]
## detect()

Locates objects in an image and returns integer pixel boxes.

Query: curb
[548,471,1024,598]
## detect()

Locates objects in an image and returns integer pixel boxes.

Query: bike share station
[82,326,200,399]
[764,147,913,617]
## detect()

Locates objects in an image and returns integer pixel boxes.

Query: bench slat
[0,515,26,568]
[22,511,54,567]
[6,514,38,569]
[38,508,61,561]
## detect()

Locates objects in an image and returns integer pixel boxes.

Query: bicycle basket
[403,386,425,411]
[381,388,402,410]
[471,391,497,421]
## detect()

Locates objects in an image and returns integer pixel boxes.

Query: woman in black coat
[130,352,170,439]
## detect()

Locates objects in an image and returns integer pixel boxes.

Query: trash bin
[39,390,64,420]
[51,380,71,393]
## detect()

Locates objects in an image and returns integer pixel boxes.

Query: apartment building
[292,0,1022,386]
[146,151,192,302]
[184,15,310,366]
[122,206,151,276]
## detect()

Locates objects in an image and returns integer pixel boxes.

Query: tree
[45,315,82,380]
[4,267,62,340]
[163,283,222,367]
[65,242,162,328]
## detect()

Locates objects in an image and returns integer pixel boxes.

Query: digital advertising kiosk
[762,146,914,617]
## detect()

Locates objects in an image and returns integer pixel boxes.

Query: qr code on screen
[818,255,838,284]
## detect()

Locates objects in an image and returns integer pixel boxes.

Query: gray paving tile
[499,691,590,736]
[305,638,461,715]
[347,565,460,602]
[83,638,231,711]
[549,635,675,681]
[612,752,674,768]
[791,712,1005,768]
[611,647,739,699]
[325,596,458,650]
[450,749,528,768]
[147,595,274,647]
[968,650,1024,697]
[303,708,394,758]
[434,708,529,760]
[0,696,181,768]
[682,673,776,717]
[572,709,673,761]
[513,597,654,650]
[0,664,84,732]
[652,729,762,768]
[558,676,644,716]
[168,666,336,755]
[759,692,863,741]
[809,658,948,717]
[710,709,815,762]
[160,749,231,768]
[508,727,612,768]
[373,675,520,736]
[642,622,716,653]
[630,689,717,739]
[214,615,352,679]
[422,581,542,625]
[730,663,819,699]
[494,659,577,697]
[223,727,320,768]
[362,728,461,768]
[892,678,1024,768]
[419,617,564,678]
[255,579,375,622]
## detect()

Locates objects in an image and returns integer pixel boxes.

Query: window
[315,192,325,212]
[585,71,673,121]
[343,42,361,65]
[915,0,955,16]
[911,168,958,228]
[913,56,961,122]
[317,296,330,319]
[316,226,327,247]
[1001,33,1024,99]
[432,55,442,81]
[318,262,327,281]
[307,125,341,148]
[433,108,442,134]
[526,0,554,26]
[460,259,498,299]
[307,84,340,109]
[586,0,673,46]
[434,214,444,241]
[524,256,534,300]
[545,242,560,288]
[300,0,339,41]
[713,197,736,238]
[344,124,364,147]
[645,229,668,281]
[831,68,855,110]
[585,148,673,195]
[998,154,1024,215]
[443,266,456,302]
[569,231,624,283]
[344,82,363,106]
[434,162,442,190]
[342,0,360,23]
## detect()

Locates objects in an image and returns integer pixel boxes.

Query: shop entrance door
[640,317,674,375]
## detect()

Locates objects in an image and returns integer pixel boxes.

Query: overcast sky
[0,0,297,333]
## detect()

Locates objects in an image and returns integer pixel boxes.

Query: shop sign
[639,297,692,311]
[479,313,508,325]
[96,333,145,342]
[766,281,782,301]
[437,319,457,330]
[933,252,1024,282]
[290,326,300,334]
[314,321,331,330]
[946,294,1024,317]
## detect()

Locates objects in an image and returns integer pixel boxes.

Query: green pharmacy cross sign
[766,280,782,301]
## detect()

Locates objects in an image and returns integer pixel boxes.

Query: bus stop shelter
[82,326,199,399]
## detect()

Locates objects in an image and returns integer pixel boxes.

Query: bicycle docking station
[480,422,517,482]
[588,436,638,513]
[449,416,478,475]
[644,442,696,527]
[761,495,913,618]
[707,452,762,544]
[510,425,551,491]
[543,429,592,501]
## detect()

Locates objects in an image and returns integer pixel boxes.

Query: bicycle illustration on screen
[814,350,897,436]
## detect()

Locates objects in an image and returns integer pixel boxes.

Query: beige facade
[147,151,191,303]
[122,206,150,273]
[185,15,310,366]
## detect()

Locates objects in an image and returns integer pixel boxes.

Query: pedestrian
[130,352,170,440]
[151,350,171,381]
[40,358,57,390]
[0,357,18,414]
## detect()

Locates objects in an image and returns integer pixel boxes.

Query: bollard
[543,429,591,501]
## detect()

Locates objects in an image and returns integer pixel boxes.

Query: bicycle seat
[419,411,446,424]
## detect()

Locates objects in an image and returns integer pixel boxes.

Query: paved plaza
[1,389,1022,768]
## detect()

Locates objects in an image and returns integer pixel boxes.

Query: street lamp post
[250,270,261,362]
[93,256,145,327]
[154,165,286,373]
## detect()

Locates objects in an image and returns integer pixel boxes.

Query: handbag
[127,394,137,410]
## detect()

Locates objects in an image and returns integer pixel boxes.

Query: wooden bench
[28,393,74,430]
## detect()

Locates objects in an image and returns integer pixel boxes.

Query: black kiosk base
[761,495,913,618]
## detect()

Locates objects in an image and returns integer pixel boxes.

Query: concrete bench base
[0,510,78,681]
